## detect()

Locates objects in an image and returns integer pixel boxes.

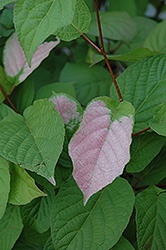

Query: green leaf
[139,144,166,185]
[0,99,65,184]
[23,227,51,247]
[135,186,166,250]
[21,189,55,233]
[144,19,166,53]
[56,0,91,41]
[111,236,135,250]
[13,232,44,250]
[0,9,13,29]
[0,0,15,10]
[107,0,137,16]
[50,176,135,249]
[88,12,137,44]
[0,157,10,220]
[135,0,148,15]
[14,0,76,65]
[126,132,165,173]
[0,204,23,250]
[35,82,76,100]
[44,236,54,250]
[0,103,14,121]
[8,163,46,205]
[115,16,157,56]
[0,66,13,104]
[59,63,112,106]
[111,54,166,132]
[10,76,34,114]
[91,48,158,66]
[150,101,166,137]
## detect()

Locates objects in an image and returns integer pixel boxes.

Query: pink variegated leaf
[49,93,83,139]
[3,32,60,85]
[69,97,135,205]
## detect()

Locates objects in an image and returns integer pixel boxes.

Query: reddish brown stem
[132,176,143,189]
[94,0,123,102]
[81,33,101,53]
[132,127,151,137]
[8,85,16,97]
[0,85,18,113]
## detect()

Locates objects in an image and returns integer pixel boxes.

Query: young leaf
[8,163,47,205]
[50,176,135,250]
[0,66,13,104]
[56,0,91,41]
[0,204,23,250]
[126,132,165,173]
[144,19,166,53]
[14,0,76,65]
[49,93,83,139]
[59,63,112,106]
[69,97,134,204]
[88,12,137,44]
[0,157,10,220]
[0,99,65,184]
[3,32,60,85]
[135,186,166,250]
[111,54,166,133]
[0,103,14,121]
[149,100,166,137]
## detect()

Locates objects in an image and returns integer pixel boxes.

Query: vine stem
[74,0,123,103]
[132,127,151,137]
[94,0,123,102]
[0,85,18,113]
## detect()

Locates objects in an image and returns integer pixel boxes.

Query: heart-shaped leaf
[0,99,65,184]
[3,32,60,85]
[69,97,135,204]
